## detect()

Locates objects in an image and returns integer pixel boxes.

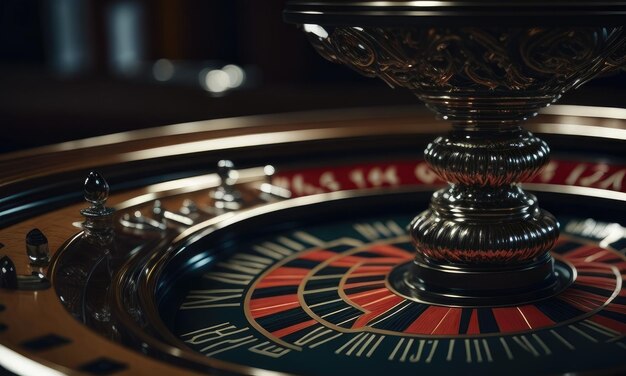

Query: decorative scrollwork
[307,27,414,89]
[307,25,624,96]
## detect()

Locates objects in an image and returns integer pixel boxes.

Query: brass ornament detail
[425,130,550,187]
[408,123,560,266]
[308,26,625,125]
[409,186,559,264]
[308,26,624,95]
[304,24,625,270]
[295,15,626,302]
[414,127,559,265]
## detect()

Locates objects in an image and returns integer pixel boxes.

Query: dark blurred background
[1,0,625,153]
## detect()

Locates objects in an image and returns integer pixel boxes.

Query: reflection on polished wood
[1,105,624,188]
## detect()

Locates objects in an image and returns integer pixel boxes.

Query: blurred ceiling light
[201,69,231,93]
[153,59,175,81]
[198,65,247,93]
[106,0,146,74]
[46,0,92,75]
[264,165,276,177]
[222,64,246,88]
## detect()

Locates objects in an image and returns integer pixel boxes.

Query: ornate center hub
[285,7,626,306]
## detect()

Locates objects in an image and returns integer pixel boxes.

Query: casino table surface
[0,105,625,376]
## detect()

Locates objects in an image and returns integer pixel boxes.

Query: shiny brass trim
[1,105,623,191]
[523,183,626,202]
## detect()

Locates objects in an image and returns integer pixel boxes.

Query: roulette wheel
[1,1,626,376]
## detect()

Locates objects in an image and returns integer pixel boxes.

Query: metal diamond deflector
[20,334,71,352]
[79,357,128,375]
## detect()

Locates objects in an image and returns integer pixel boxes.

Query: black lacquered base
[388,254,574,307]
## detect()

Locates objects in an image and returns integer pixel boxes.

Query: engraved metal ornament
[408,126,558,265]
[425,130,550,187]
[299,22,625,302]
[303,25,616,267]
[409,186,559,264]
[81,171,115,245]
[307,26,625,123]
